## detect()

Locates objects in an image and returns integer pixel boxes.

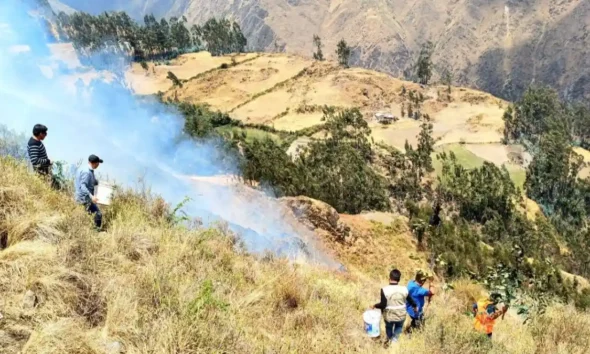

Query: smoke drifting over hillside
[0,0,337,267]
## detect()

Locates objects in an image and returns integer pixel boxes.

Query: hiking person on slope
[27,124,52,176]
[406,269,434,333]
[472,292,508,339]
[372,269,418,344]
[75,154,104,231]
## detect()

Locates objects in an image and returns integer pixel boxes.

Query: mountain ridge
[52,0,590,102]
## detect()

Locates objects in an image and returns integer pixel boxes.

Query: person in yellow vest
[472,292,508,339]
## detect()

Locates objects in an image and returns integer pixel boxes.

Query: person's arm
[373,289,387,310]
[490,311,503,320]
[27,144,41,166]
[406,294,419,313]
[37,142,50,166]
[37,153,51,167]
[419,286,433,297]
[490,304,508,320]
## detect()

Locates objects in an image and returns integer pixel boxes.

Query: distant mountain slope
[54,0,590,102]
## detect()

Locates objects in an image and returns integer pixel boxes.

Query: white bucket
[363,309,381,337]
[95,182,113,206]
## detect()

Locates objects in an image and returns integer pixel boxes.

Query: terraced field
[49,44,573,187]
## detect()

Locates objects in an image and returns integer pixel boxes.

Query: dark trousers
[34,165,51,175]
[407,314,425,333]
[86,202,103,229]
[34,165,59,189]
[385,319,405,342]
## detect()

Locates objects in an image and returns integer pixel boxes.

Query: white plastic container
[363,309,381,337]
[95,182,113,206]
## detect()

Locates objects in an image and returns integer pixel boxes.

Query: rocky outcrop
[280,196,352,244]
[22,290,37,309]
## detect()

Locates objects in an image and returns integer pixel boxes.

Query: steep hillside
[3,143,590,354]
[0,157,377,353]
[54,0,590,101]
[280,196,429,279]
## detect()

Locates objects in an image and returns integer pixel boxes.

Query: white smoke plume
[0,0,339,268]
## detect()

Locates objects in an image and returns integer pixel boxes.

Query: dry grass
[271,112,325,131]
[124,52,258,96]
[2,156,590,353]
[449,279,487,307]
[164,54,310,112]
[573,147,590,179]
[529,304,590,354]
[399,289,590,354]
[0,157,379,353]
[338,214,429,281]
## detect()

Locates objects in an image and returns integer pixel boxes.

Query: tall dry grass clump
[528,304,590,354]
[3,155,590,353]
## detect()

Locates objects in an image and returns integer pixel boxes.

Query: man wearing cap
[75,154,104,230]
[406,269,434,333]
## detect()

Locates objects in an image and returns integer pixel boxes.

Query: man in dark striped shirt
[27,124,52,175]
